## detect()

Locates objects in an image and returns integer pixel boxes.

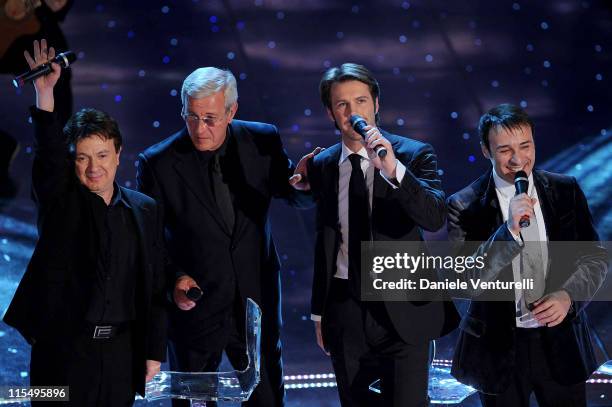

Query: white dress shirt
[311,142,406,322]
[492,168,548,328]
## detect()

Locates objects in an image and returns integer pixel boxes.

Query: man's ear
[374,97,379,116]
[481,142,491,159]
[116,146,122,165]
[227,102,238,123]
[326,108,336,123]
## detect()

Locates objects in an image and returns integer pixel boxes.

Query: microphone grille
[514,170,527,179]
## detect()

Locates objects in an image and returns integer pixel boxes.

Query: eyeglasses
[182,113,225,127]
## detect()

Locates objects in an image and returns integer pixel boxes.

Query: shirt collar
[339,141,369,165]
[110,182,131,208]
[492,167,535,200]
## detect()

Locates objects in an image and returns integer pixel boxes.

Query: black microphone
[13,51,77,88]
[185,287,203,302]
[514,170,530,228]
[349,114,387,158]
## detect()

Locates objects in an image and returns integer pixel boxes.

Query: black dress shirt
[86,184,139,324]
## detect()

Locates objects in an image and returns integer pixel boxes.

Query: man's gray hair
[181,67,238,112]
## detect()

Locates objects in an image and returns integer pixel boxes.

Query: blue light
[236,21,245,30]
[491,80,500,88]
[276,11,285,20]
[512,3,520,10]
[399,35,407,43]
[425,54,433,62]
[462,133,470,140]
[170,38,178,46]
[107,20,116,29]
[468,155,476,163]
[239,73,247,80]
[397,118,405,126]
[594,44,602,52]
[526,44,534,52]
[292,124,300,132]
[161,5,170,14]
[595,73,603,81]
[153,121,160,128]
[268,41,276,49]
[520,100,528,108]
[114,95,122,102]
[587,105,594,112]
[138,70,146,77]
[127,30,135,39]
[304,109,312,116]
[450,112,459,119]
[162,56,170,64]
[227,52,235,60]
[351,5,359,13]
[543,60,551,68]
[336,31,344,39]
[540,21,549,30]
[401,2,410,10]
[170,89,178,97]
[209,15,217,23]
[393,67,400,75]
[211,25,219,33]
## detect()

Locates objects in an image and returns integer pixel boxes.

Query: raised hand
[24,39,61,111]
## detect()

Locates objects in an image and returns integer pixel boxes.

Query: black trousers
[480,328,586,407]
[323,278,430,407]
[29,326,136,406]
[168,302,285,407]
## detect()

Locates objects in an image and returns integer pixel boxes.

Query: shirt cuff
[506,223,523,245]
[380,159,406,189]
[311,314,322,322]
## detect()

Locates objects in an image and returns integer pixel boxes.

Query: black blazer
[447,168,608,394]
[308,131,459,345]
[3,108,168,396]
[136,120,312,350]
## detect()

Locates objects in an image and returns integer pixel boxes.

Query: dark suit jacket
[3,108,167,396]
[308,131,460,345]
[447,168,608,394]
[136,120,312,351]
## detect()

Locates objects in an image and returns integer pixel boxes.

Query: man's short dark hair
[319,63,381,125]
[478,103,534,151]
[64,108,122,153]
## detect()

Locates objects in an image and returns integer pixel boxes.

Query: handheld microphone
[349,114,387,158]
[13,51,77,88]
[514,170,530,228]
[186,287,203,302]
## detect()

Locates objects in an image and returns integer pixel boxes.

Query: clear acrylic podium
[368,340,478,404]
[143,298,262,405]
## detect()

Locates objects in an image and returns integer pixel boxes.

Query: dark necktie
[348,153,371,298]
[211,153,235,233]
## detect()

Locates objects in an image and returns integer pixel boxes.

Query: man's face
[482,124,535,184]
[327,80,379,142]
[74,135,121,197]
[183,92,237,151]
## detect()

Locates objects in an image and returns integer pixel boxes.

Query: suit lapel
[533,169,555,239]
[322,144,341,232]
[172,130,228,233]
[121,188,152,297]
[478,169,504,236]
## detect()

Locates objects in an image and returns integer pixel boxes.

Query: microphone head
[54,51,77,67]
[514,170,529,194]
[349,114,367,131]
[514,170,528,181]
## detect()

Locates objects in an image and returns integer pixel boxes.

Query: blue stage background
[1,1,610,405]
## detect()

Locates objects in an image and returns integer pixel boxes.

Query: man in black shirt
[3,40,167,406]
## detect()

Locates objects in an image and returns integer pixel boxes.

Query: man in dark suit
[447,103,608,407]
[136,67,313,407]
[297,63,459,407]
[3,40,167,406]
